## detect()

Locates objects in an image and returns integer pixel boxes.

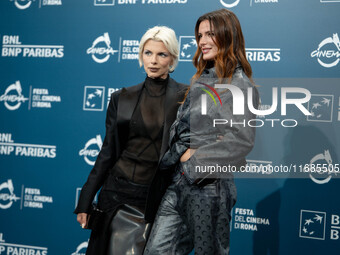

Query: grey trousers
[144,168,237,255]
[107,204,150,255]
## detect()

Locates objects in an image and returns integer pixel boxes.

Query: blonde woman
[75,26,187,255]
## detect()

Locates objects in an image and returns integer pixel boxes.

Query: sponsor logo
[311,33,340,68]
[86,36,141,63]
[300,210,326,240]
[0,180,20,210]
[308,150,335,184]
[30,87,61,109]
[71,241,88,255]
[250,0,278,6]
[299,210,340,241]
[300,210,340,240]
[220,0,240,8]
[233,207,270,231]
[83,86,105,111]
[100,0,187,5]
[79,135,103,166]
[179,36,197,62]
[41,0,62,6]
[22,187,53,209]
[113,38,140,62]
[95,0,114,5]
[178,43,281,62]
[87,33,118,63]
[0,81,28,110]
[10,0,61,9]
[331,214,340,240]
[1,35,64,58]
[0,233,48,254]
[140,0,187,3]
[307,94,334,122]
[83,87,120,110]
[246,48,281,62]
[0,179,52,210]
[0,133,57,158]
[120,39,139,60]
[0,81,61,110]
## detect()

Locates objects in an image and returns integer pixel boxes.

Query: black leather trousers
[107,204,150,255]
[144,164,237,255]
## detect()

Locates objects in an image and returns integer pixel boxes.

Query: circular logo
[0,180,20,209]
[0,81,28,110]
[311,33,340,68]
[220,0,240,8]
[14,0,33,10]
[86,33,117,63]
[79,135,103,166]
[309,150,334,184]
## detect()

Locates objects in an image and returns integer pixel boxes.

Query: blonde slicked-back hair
[139,26,179,72]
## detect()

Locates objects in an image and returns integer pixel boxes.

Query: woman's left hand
[180,148,196,162]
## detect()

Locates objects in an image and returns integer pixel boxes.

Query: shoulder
[231,67,255,90]
[109,82,144,103]
[108,89,121,107]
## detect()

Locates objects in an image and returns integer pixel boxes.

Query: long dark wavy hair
[192,9,252,81]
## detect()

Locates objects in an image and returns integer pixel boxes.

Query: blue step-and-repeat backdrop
[1,0,340,254]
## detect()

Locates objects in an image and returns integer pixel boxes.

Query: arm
[74,91,120,214]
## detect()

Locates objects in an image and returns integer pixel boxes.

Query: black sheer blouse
[112,76,167,185]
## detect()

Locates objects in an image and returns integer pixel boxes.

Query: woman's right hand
[77,213,88,229]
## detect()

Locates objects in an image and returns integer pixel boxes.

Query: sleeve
[74,91,120,214]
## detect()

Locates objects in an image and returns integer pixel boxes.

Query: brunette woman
[144,9,259,255]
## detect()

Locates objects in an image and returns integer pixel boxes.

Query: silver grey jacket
[161,66,259,184]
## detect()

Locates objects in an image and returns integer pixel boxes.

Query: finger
[77,214,87,226]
